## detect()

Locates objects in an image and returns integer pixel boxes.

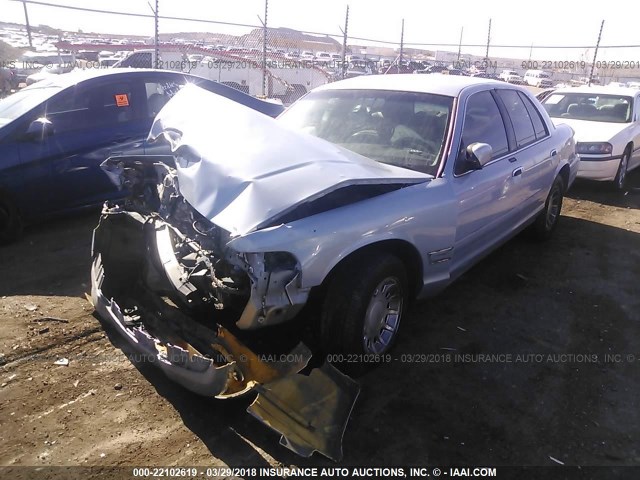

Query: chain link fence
[4,1,640,103]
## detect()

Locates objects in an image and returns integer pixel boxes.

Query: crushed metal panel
[214,327,312,399]
[247,362,360,461]
[147,84,431,236]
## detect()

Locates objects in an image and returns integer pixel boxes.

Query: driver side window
[45,87,91,134]
[456,90,509,175]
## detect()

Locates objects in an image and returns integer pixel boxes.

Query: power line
[12,0,262,28]
[11,0,640,50]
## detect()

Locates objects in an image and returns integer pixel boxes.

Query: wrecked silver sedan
[91,75,578,459]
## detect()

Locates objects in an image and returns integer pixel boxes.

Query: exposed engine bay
[91,156,359,461]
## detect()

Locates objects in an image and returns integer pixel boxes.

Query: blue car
[0,69,284,243]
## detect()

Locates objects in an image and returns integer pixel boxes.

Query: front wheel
[613,151,629,191]
[529,175,564,241]
[320,252,408,360]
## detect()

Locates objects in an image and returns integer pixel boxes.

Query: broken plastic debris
[40,317,69,324]
[549,455,565,465]
[54,358,69,366]
[248,362,360,461]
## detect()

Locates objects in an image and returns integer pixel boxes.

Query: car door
[494,89,555,220]
[449,89,521,276]
[17,77,149,215]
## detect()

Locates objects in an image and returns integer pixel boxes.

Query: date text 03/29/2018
[522,60,640,70]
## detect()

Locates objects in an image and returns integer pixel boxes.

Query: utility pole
[457,26,463,63]
[485,18,491,65]
[22,1,33,49]
[589,20,604,86]
[340,5,349,79]
[148,1,159,68]
[257,0,269,96]
[154,0,159,69]
[398,19,405,69]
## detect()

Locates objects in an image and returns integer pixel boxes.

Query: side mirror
[465,142,493,170]
[24,117,54,141]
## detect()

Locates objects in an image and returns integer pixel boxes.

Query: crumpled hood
[148,84,431,236]
[550,117,630,143]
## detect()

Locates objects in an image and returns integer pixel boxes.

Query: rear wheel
[530,175,564,241]
[320,252,408,364]
[613,151,629,191]
[0,194,23,245]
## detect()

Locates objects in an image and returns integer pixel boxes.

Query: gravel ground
[1,171,639,477]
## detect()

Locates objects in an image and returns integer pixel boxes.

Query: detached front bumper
[92,253,255,397]
[90,210,359,460]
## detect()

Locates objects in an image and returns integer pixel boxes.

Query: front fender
[228,179,457,290]
[553,123,579,189]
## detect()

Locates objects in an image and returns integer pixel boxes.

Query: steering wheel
[346,129,379,143]
[392,136,436,153]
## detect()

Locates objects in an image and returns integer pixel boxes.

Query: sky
[2,0,640,61]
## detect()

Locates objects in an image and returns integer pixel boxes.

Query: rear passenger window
[145,80,183,118]
[518,91,548,139]
[496,90,536,148]
[87,82,136,127]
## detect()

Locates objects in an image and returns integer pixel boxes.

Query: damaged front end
[90,156,359,461]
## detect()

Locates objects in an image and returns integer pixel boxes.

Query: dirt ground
[1,171,639,476]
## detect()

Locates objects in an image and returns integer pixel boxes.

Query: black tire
[612,150,630,191]
[530,175,564,241]
[320,251,408,361]
[0,194,23,245]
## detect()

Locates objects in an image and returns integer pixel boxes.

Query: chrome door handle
[550,149,557,157]
[512,167,523,177]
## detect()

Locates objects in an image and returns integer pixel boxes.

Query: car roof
[22,68,192,90]
[551,85,640,97]
[18,68,285,118]
[313,73,505,97]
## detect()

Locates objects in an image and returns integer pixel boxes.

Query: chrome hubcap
[545,187,561,230]
[362,277,403,354]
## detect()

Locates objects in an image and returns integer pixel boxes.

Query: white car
[524,70,553,88]
[499,69,522,84]
[542,86,640,190]
[25,63,76,86]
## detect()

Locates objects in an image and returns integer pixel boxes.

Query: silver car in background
[90,75,577,459]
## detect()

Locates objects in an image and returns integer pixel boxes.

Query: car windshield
[0,86,62,125]
[278,89,453,175]
[542,92,633,123]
